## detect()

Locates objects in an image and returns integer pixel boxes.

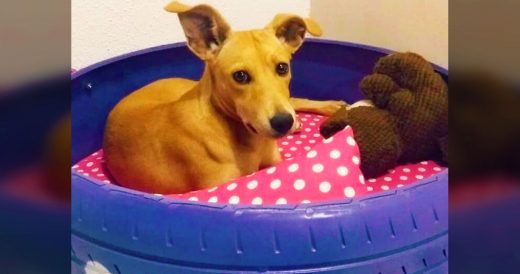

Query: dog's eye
[232,70,251,84]
[276,63,289,75]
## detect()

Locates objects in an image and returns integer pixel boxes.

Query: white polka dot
[368,178,377,183]
[188,197,199,201]
[400,176,408,181]
[352,156,360,165]
[313,118,320,122]
[324,137,334,143]
[284,153,292,158]
[83,173,89,176]
[287,136,294,139]
[295,140,302,145]
[289,147,297,151]
[337,166,349,176]
[103,180,110,183]
[276,198,287,205]
[86,162,93,167]
[403,168,411,173]
[229,196,240,204]
[305,114,311,118]
[415,175,424,180]
[288,163,299,172]
[266,167,276,174]
[421,161,429,165]
[397,184,405,188]
[293,179,306,190]
[247,180,258,190]
[344,187,356,198]
[97,174,104,177]
[270,179,282,189]
[309,140,316,144]
[278,148,283,152]
[304,128,311,132]
[92,152,98,156]
[208,186,218,192]
[381,185,390,190]
[72,164,79,169]
[301,200,311,204]
[301,118,308,121]
[433,167,442,172]
[367,186,374,191]
[300,134,307,138]
[251,197,263,205]
[329,150,341,159]
[359,174,365,184]
[153,193,163,196]
[208,196,218,203]
[227,183,237,191]
[304,146,311,150]
[346,136,356,146]
[309,122,316,126]
[96,157,102,160]
[307,150,317,158]
[384,177,392,182]
[313,133,321,137]
[312,164,324,173]
[282,141,289,145]
[319,181,331,193]
[418,167,426,172]
[92,168,99,172]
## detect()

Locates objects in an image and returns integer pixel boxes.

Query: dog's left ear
[165,1,232,60]
[266,14,322,53]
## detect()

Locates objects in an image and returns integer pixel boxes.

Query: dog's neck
[205,69,242,122]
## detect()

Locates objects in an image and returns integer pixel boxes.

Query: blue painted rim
[72,38,448,77]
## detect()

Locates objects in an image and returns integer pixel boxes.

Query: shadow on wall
[310,0,448,68]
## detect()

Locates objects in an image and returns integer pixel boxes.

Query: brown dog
[103,1,345,194]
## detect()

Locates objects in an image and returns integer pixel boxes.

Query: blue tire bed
[71,39,448,273]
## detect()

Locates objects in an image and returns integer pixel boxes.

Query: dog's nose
[270,113,294,135]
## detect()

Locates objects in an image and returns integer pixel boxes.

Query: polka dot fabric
[73,113,446,205]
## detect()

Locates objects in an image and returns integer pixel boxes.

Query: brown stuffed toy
[320,52,448,178]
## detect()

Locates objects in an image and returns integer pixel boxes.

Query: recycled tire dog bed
[71,39,448,273]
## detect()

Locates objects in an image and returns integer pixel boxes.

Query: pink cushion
[73,113,445,205]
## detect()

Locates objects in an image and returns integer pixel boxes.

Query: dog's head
[165,1,322,137]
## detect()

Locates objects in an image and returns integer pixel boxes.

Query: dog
[103,1,345,194]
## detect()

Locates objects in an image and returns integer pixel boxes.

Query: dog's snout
[270,113,294,135]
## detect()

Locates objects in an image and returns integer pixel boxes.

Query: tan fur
[104,1,345,194]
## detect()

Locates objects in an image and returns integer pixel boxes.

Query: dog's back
[104,78,198,193]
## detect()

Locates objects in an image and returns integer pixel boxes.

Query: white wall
[72,1,448,69]
[311,0,448,68]
[71,0,311,69]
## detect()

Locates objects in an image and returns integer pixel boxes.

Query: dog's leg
[259,141,283,169]
[290,98,347,116]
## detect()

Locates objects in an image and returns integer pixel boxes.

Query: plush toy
[320,52,448,178]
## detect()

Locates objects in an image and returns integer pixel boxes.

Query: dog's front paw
[318,100,348,116]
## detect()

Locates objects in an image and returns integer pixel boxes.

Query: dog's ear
[266,14,322,53]
[165,1,231,60]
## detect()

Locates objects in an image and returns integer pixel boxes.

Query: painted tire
[71,39,448,273]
